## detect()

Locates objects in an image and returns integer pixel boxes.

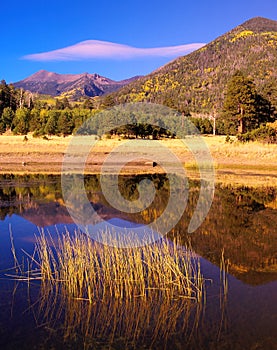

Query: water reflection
[0,174,276,349]
[0,174,276,284]
[177,183,277,284]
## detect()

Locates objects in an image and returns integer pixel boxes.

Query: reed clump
[35,229,204,304]
[17,229,206,347]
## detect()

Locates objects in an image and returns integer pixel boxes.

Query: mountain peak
[240,16,277,33]
[14,71,141,99]
[27,70,59,81]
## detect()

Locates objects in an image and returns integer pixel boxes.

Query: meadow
[0,134,276,186]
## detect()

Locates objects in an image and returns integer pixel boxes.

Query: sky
[1,0,277,83]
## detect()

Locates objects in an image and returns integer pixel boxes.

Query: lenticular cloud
[23,40,205,61]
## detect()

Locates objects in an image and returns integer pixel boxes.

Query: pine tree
[221,71,258,134]
[57,109,74,136]
[0,80,17,114]
[45,110,59,135]
[1,107,14,130]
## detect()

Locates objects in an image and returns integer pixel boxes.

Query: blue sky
[1,0,277,83]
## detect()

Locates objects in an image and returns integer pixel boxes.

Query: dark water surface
[0,174,276,349]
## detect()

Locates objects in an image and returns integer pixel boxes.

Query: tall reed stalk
[17,229,206,347]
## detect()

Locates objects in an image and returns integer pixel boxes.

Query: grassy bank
[0,134,276,185]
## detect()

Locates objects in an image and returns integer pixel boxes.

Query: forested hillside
[111,17,277,117]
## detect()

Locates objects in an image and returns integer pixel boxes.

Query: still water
[0,174,276,349]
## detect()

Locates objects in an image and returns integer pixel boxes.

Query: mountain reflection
[0,174,276,284]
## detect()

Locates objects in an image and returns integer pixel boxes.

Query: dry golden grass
[15,229,205,347]
[34,229,204,303]
[1,133,276,161]
[0,133,70,154]
[207,136,277,164]
[0,134,276,186]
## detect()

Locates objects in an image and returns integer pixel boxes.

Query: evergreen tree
[0,80,17,114]
[221,71,258,134]
[57,109,74,136]
[45,110,59,135]
[1,107,14,130]
[261,78,277,119]
[29,108,42,132]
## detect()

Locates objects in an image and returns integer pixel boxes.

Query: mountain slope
[112,17,277,114]
[14,70,141,100]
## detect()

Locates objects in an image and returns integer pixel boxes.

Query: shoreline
[0,134,277,186]
[0,163,276,187]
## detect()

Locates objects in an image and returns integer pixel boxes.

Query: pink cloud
[23,40,206,61]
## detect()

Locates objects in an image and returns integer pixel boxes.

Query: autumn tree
[100,94,116,109]
[82,98,95,110]
[55,97,71,110]
[12,107,30,135]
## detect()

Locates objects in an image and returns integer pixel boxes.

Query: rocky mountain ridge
[14,70,142,100]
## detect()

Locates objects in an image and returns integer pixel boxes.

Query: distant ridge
[13,70,142,100]
[111,16,277,114]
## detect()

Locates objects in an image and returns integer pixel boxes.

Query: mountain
[14,70,141,100]
[112,17,277,114]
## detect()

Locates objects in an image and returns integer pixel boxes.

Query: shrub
[225,135,231,143]
[33,130,45,138]
[237,125,277,143]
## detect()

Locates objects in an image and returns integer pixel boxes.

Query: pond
[0,174,276,349]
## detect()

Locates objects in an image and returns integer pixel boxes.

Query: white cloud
[22,40,206,61]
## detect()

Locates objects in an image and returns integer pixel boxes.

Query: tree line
[0,72,277,142]
[0,79,212,138]
[0,80,100,136]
